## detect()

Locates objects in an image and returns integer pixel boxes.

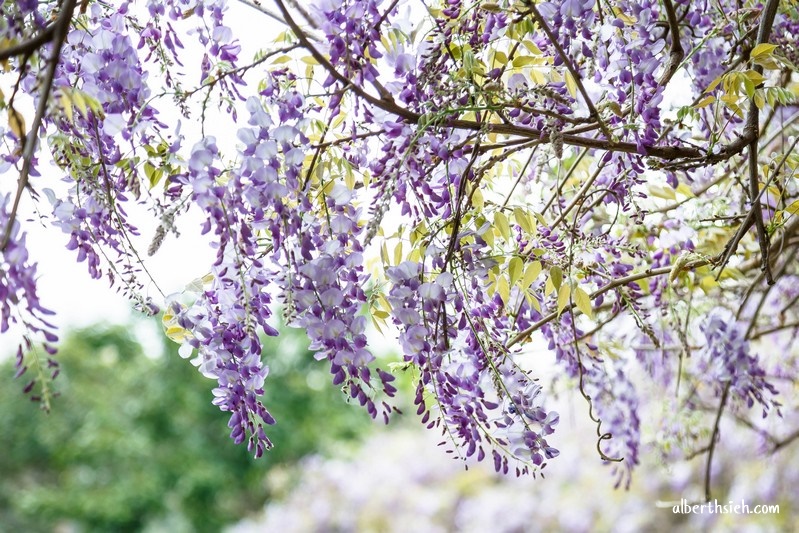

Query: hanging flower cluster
[698,308,780,417]
[1,0,797,491]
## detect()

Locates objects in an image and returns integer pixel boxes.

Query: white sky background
[2,2,286,358]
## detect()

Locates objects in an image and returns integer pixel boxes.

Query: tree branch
[506,258,713,348]
[274,0,707,162]
[523,2,611,139]
[743,0,781,285]
[1,0,77,251]
[704,382,730,502]
[772,428,799,453]
[0,20,58,62]
[657,0,685,86]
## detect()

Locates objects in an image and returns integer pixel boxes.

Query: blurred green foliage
[0,320,373,532]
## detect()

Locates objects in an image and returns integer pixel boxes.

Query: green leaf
[751,43,777,59]
[508,256,523,286]
[573,286,593,319]
[497,275,510,304]
[494,211,511,240]
[544,276,555,297]
[549,265,563,290]
[513,207,535,234]
[556,284,571,317]
[694,95,715,109]
[521,260,542,289]
[393,241,403,266]
[143,162,158,188]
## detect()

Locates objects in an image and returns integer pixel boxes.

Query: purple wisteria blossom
[697,308,779,418]
[1,0,796,493]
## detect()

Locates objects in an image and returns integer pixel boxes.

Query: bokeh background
[2,315,796,532]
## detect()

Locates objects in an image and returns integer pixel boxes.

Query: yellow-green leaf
[497,275,510,304]
[393,241,403,266]
[744,69,766,85]
[526,292,541,313]
[483,225,495,248]
[649,185,676,200]
[549,265,563,290]
[72,90,88,118]
[508,256,523,286]
[544,276,555,297]
[565,71,577,98]
[521,260,542,289]
[699,275,719,293]
[495,211,510,240]
[675,183,695,197]
[694,95,715,109]
[512,55,538,67]
[573,286,593,319]
[60,93,73,123]
[705,75,723,93]
[751,43,777,59]
[165,325,190,343]
[381,241,389,265]
[8,106,25,141]
[472,187,484,210]
[522,40,542,55]
[556,284,571,316]
[513,207,534,234]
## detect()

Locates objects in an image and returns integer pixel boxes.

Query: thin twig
[704,382,730,502]
[0,19,58,61]
[771,428,799,453]
[1,0,77,251]
[523,3,611,139]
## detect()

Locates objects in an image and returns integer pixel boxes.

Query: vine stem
[1,0,78,251]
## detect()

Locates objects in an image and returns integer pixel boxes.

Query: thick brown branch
[657,0,685,86]
[275,0,774,168]
[743,0,781,285]
[748,142,773,284]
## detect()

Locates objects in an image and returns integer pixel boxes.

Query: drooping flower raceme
[1,0,796,489]
[697,308,779,418]
[0,194,59,406]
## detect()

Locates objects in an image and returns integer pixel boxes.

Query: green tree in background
[0,320,373,532]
